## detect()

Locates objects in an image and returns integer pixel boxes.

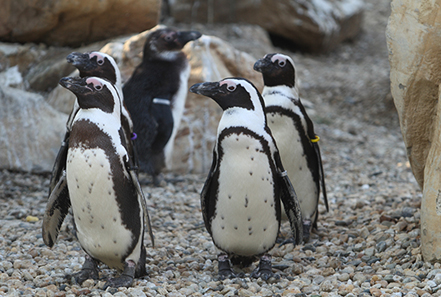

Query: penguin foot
[302,220,312,243]
[251,254,279,281]
[277,236,295,247]
[153,173,166,187]
[217,253,237,279]
[68,255,99,285]
[104,260,136,289]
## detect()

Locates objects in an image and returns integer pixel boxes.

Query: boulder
[173,35,264,173]
[0,86,66,172]
[386,0,441,262]
[167,0,364,53]
[0,0,161,47]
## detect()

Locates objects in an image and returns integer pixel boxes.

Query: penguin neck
[262,85,299,101]
[218,107,267,135]
[143,49,183,63]
[75,106,122,132]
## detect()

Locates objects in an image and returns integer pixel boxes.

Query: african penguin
[43,76,154,288]
[190,77,303,280]
[254,53,328,242]
[123,27,201,185]
[49,51,137,200]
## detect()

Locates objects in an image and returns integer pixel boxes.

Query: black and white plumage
[190,78,303,279]
[123,27,201,184]
[49,51,136,200]
[43,76,154,288]
[254,53,328,242]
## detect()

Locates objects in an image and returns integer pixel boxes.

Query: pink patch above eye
[220,80,237,90]
[86,77,103,88]
[89,52,105,63]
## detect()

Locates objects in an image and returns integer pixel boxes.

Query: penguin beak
[59,76,89,94]
[253,58,272,73]
[176,30,202,47]
[66,52,91,69]
[189,82,223,97]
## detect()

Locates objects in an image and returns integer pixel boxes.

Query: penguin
[253,53,328,242]
[43,76,154,288]
[123,27,201,185]
[49,51,137,199]
[189,77,303,280]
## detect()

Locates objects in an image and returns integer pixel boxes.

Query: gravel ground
[0,0,435,296]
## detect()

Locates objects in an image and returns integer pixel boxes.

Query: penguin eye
[227,85,236,92]
[278,60,286,67]
[97,59,104,65]
[163,32,176,42]
[94,84,103,90]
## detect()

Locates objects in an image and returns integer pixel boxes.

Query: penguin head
[66,52,120,88]
[144,28,202,59]
[190,78,265,112]
[254,53,296,88]
[59,76,119,114]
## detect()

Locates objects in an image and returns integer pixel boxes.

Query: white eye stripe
[270,54,288,66]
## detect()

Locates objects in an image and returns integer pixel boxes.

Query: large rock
[0,0,161,47]
[168,0,364,53]
[173,35,264,173]
[0,86,66,172]
[386,0,441,262]
[45,26,268,174]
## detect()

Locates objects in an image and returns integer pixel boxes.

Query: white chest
[267,112,318,218]
[66,147,136,269]
[211,133,279,256]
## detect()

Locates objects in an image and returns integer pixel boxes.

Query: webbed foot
[251,254,279,281]
[104,260,136,289]
[303,220,312,243]
[217,253,237,279]
[67,255,99,285]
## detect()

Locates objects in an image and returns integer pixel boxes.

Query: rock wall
[386,0,441,262]
[0,0,161,47]
[168,0,364,53]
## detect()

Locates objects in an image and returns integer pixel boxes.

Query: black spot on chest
[69,120,142,256]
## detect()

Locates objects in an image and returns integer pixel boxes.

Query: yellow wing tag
[311,135,320,143]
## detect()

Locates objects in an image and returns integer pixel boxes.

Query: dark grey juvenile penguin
[43,76,154,288]
[123,27,201,184]
[190,78,303,280]
[254,53,328,242]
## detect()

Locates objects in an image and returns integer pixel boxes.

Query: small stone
[319,280,334,292]
[82,279,94,288]
[338,284,354,296]
[365,247,375,257]
[338,273,350,281]
[370,288,382,297]
[376,241,387,252]
[322,267,335,277]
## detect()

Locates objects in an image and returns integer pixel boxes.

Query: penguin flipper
[48,132,70,195]
[313,142,328,212]
[43,171,71,247]
[128,168,155,247]
[278,170,303,245]
[200,150,218,234]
